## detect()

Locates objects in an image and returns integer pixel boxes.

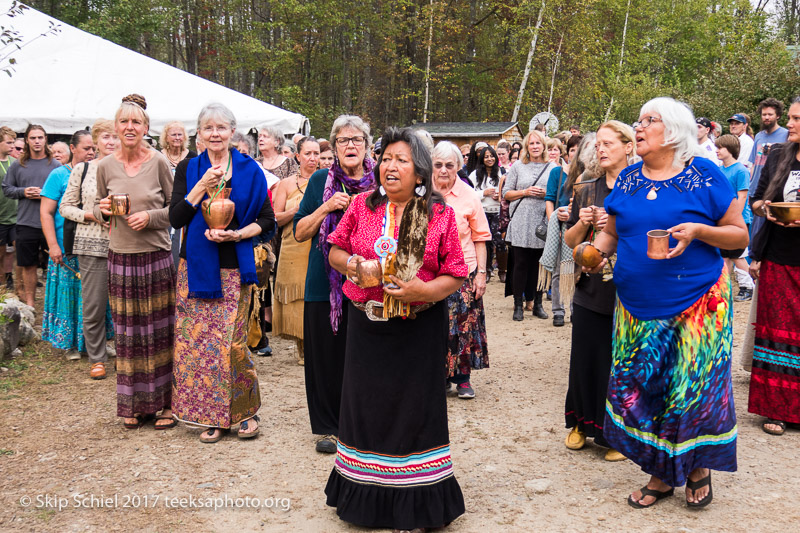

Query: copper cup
[110,194,130,215]
[592,206,606,228]
[355,259,382,288]
[647,229,670,260]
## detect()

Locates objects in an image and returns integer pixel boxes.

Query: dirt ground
[1,278,798,533]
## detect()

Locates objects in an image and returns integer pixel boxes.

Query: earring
[379,185,386,196]
[415,184,426,196]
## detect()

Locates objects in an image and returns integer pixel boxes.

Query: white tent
[0,1,310,137]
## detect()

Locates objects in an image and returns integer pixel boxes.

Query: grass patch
[0,448,14,455]
[0,342,63,399]
[35,509,56,522]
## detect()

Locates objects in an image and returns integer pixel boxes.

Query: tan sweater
[94,151,173,253]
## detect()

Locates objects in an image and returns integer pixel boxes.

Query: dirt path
[1,280,798,532]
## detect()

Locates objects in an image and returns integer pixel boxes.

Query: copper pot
[647,229,670,260]
[766,202,800,224]
[356,259,382,288]
[201,188,236,230]
[110,194,130,215]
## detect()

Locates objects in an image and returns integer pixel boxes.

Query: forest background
[13,1,800,136]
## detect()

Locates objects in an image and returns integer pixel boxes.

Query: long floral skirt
[42,256,84,351]
[109,250,176,418]
[604,270,737,487]
[172,260,260,428]
[748,260,800,424]
[446,270,489,378]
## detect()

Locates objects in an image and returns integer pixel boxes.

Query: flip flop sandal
[627,485,675,509]
[686,472,713,508]
[154,416,177,430]
[238,415,260,440]
[200,428,229,444]
[123,416,143,430]
[762,419,786,436]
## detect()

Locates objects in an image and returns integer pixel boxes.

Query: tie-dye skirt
[604,270,737,487]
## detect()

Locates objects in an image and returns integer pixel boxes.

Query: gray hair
[415,129,434,154]
[281,140,296,154]
[258,125,285,150]
[231,131,254,156]
[197,102,237,132]
[330,115,373,147]
[431,141,463,168]
[639,97,697,167]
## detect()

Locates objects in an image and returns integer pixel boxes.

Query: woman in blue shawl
[169,103,275,443]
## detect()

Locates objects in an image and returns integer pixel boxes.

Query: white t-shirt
[699,138,720,165]
[736,133,754,169]
[784,170,800,202]
[469,169,504,214]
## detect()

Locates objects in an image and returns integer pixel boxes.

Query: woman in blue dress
[41,130,95,360]
[588,98,749,508]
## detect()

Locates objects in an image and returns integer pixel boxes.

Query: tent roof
[409,122,520,137]
[0,1,309,136]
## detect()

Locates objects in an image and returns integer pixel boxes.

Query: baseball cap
[727,113,747,124]
[695,117,712,129]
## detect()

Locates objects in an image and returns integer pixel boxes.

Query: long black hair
[763,96,800,202]
[367,127,445,216]
[475,146,501,187]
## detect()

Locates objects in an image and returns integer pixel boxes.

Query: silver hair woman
[168,102,276,443]
[257,124,297,179]
[588,97,748,509]
[292,114,376,454]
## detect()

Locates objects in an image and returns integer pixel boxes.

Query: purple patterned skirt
[108,249,176,417]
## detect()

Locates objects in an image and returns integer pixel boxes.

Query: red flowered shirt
[327,192,468,304]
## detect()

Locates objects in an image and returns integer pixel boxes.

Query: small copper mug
[110,194,131,216]
[355,259,382,288]
[647,229,670,260]
[591,206,606,229]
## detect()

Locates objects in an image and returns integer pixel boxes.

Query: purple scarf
[319,156,376,333]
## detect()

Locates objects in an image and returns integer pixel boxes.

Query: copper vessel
[591,206,606,229]
[110,194,130,215]
[201,188,235,230]
[766,202,800,224]
[356,259,382,288]
[647,229,670,260]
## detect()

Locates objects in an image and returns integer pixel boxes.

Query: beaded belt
[352,300,435,321]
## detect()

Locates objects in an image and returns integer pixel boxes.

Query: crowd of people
[0,91,798,532]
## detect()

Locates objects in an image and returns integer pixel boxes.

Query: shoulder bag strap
[509,163,550,221]
[77,163,90,210]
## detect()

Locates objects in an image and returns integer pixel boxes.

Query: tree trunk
[511,0,545,123]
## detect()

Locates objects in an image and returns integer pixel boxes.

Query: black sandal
[762,419,786,436]
[238,415,260,439]
[686,471,712,508]
[627,485,674,509]
[199,428,229,444]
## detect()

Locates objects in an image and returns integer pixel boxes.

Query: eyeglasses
[433,162,457,170]
[335,136,366,147]
[633,116,662,130]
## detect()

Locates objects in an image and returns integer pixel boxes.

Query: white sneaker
[106,343,116,358]
[65,350,81,361]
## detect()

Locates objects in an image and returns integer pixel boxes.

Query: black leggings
[512,246,543,303]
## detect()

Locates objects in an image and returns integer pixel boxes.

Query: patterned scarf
[319,156,376,332]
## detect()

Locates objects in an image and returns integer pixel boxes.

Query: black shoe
[533,303,548,319]
[512,304,524,321]
[315,435,337,454]
[734,288,752,302]
[553,314,565,327]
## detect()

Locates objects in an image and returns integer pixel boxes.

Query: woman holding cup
[562,123,632,462]
[94,94,177,431]
[585,98,748,508]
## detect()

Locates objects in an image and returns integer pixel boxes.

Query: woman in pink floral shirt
[324,127,467,531]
